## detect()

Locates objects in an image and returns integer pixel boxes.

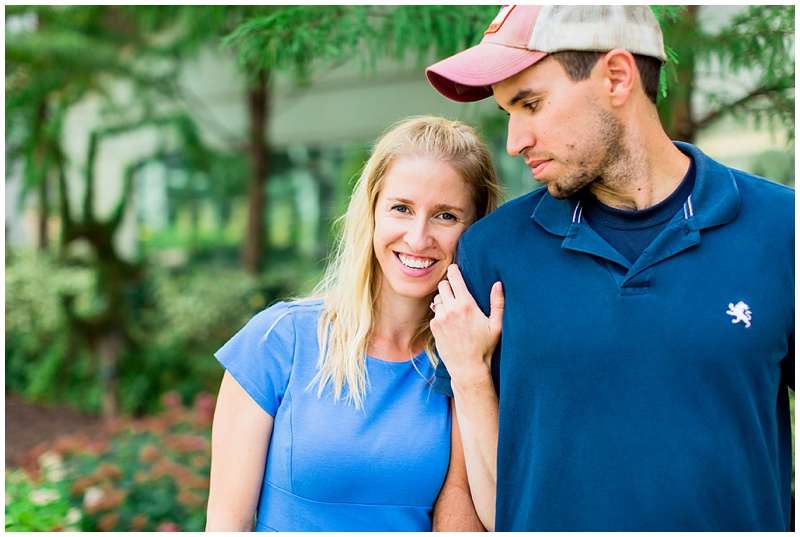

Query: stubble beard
[547,106,626,200]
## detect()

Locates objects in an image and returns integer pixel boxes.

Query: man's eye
[525,101,539,113]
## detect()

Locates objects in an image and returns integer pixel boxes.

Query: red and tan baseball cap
[426,5,667,103]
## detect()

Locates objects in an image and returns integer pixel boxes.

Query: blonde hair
[310,115,500,408]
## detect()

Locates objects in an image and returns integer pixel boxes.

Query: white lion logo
[726,301,752,328]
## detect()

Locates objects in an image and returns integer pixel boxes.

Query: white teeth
[398,254,435,269]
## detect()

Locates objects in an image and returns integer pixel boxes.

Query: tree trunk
[34,100,50,251]
[37,174,50,251]
[242,69,270,274]
[313,147,338,261]
[659,5,698,143]
[98,325,122,420]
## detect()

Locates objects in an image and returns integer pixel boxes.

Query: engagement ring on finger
[430,301,437,312]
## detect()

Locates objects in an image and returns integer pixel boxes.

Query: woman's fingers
[438,278,455,302]
[446,264,471,300]
[488,281,505,335]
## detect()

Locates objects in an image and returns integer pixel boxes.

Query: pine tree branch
[694,84,793,132]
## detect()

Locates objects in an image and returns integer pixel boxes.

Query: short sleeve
[215,302,296,416]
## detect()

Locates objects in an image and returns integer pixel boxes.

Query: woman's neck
[368,293,431,362]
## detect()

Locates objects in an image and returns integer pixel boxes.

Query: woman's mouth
[397,253,436,270]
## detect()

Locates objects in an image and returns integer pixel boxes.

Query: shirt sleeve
[214,302,296,416]
[432,359,454,398]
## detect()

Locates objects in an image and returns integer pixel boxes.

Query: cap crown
[426,4,666,103]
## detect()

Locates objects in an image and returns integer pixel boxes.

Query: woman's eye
[438,212,458,222]
[391,204,410,214]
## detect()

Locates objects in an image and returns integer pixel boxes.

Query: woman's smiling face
[373,157,476,306]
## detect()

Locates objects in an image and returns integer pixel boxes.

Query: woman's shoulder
[247,298,325,335]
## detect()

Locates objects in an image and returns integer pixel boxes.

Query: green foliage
[658,5,794,142]
[650,6,685,100]
[701,5,795,140]
[6,6,182,196]
[5,249,316,415]
[223,5,499,84]
[5,468,81,531]
[5,251,97,404]
[6,392,214,531]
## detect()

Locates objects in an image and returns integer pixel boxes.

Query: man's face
[492,56,625,199]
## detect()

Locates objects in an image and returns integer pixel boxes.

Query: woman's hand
[430,264,504,379]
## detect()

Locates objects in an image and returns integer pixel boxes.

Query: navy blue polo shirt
[434,142,794,531]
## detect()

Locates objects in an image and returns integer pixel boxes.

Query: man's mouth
[526,159,550,178]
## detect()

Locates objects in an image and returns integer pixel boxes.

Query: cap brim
[426,43,548,103]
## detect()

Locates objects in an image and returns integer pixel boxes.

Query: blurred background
[5,5,795,532]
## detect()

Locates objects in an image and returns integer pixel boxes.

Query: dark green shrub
[6,248,319,415]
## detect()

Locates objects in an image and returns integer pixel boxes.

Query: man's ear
[602,49,636,107]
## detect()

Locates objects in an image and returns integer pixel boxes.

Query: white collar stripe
[572,202,583,223]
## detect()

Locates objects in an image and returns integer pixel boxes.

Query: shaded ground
[5,392,104,468]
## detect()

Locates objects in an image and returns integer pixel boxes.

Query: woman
[205,116,500,532]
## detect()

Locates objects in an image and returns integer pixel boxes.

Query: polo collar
[530,141,741,236]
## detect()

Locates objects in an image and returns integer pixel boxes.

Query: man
[426,5,794,532]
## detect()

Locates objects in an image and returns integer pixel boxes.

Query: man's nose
[506,114,535,157]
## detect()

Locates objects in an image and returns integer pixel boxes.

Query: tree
[655,5,794,144]
[6,5,161,251]
[226,5,793,149]
[129,6,283,274]
[124,6,498,273]
[6,6,210,418]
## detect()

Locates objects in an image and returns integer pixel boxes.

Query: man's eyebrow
[499,88,537,110]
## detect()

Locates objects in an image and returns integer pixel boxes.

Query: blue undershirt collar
[531,141,740,238]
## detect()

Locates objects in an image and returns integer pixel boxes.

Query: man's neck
[589,138,691,211]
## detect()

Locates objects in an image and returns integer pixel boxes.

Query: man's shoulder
[683,141,794,204]
[721,161,794,221]
[730,167,794,200]
[681,142,793,228]
[464,187,547,239]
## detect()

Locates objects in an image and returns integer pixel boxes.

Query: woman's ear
[602,49,637,107]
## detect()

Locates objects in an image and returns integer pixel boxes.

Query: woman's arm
[430,264,503,531]
[432,402,486,532]
[206,371,274,531]
[449,365,499,530]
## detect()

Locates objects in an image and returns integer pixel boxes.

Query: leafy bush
[5,248,319,415]
[5,467,81,532]
[6,392,214,532]
[5,251,97,403]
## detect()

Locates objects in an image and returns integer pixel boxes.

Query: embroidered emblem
[485,5,515,35]
[726,301,752,328]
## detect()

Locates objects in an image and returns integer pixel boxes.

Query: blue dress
[216,300,451,531]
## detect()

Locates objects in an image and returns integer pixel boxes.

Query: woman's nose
[405,217,433,251]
